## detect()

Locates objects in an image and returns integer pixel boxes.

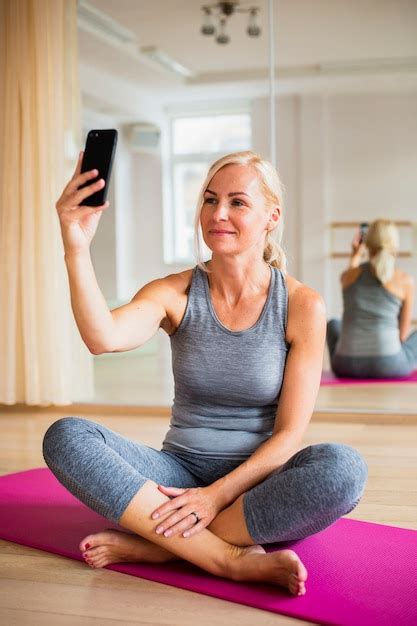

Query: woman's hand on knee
[150,485,222,539]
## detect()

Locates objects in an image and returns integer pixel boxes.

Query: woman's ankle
[222,543,251,580]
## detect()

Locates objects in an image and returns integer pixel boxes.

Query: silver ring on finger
[191,512,200,525]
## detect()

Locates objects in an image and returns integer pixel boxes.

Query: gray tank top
[161,264,289,459]
[336,263,402,357]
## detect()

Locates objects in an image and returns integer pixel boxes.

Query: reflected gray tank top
[161,264,289,460]
[336,262,402,357]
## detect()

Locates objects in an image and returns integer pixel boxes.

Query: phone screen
[79,129,118,206]
[359,222,369,243]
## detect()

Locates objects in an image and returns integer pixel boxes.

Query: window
[166,111,251,263]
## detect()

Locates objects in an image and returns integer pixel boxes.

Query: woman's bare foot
[230,546,308,596]
[79,529,178,568]
[80,529,262,570]
[79,530,307,596]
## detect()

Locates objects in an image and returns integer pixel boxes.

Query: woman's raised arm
[57,152,170,355]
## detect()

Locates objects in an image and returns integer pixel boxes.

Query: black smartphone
[79,129,118,206]
[359,222,369,243]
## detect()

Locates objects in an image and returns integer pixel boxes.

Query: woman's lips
[209,230,235,235]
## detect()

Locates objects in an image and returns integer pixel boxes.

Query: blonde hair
[365,219,399,284]
[193,151,286,273]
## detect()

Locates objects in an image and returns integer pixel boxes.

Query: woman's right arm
[340,231,366,287]
[58,152,168,355]
[399,274,415,342]
[347,231,367,269]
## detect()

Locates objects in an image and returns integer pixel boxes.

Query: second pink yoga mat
[321,369,417,385]
[1,468,416,626]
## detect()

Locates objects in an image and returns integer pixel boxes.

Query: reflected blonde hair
[365,219,399,284]
[193,151,286,273]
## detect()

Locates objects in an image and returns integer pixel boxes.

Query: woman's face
[200,164,279,258]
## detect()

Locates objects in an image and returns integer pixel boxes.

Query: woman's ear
[267,206,281,230]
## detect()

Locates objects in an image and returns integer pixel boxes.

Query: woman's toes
[79,534,98,552]
[290,576,306,596]
[79,529,123,554]
[85,546,106,559]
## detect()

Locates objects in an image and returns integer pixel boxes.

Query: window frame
[163,103,252,265]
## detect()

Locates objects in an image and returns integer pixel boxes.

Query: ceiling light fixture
[201,1,261,45]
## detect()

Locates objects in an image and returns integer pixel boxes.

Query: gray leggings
[42,417,368,545]
[327,319,417,378]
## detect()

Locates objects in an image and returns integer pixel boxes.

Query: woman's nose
[213,202,229,220]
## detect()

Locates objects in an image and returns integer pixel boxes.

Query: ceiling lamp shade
[200,2,261,44]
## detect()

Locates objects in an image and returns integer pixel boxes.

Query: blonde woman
[43,150,367,597]
[327,219,417,378]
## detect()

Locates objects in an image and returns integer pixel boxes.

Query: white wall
[251,91,417,318]
[86,88,417,347]
[327,93,417,316]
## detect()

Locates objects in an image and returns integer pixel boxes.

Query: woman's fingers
[68,178,105,209]
[151,495,188,520]
[183,521,206,538]
[155,510,199,537]
[65,168,98,196]
[75,150,83,177]
[157,485,186,496]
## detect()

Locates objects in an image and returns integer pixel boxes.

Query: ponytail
[263,230,287,273]
[370,248,395,284]
[365,219,399,284]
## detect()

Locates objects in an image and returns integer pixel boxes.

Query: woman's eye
[203,197,245,207]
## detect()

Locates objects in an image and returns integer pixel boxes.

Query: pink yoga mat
[321,370,417,385]
[1,468,416,626]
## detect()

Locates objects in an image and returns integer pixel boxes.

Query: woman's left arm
[208,283,327,510]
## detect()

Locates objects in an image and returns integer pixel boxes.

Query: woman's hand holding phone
[55,151,110,255]
[349,229,367,268]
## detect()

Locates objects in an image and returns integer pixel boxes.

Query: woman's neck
[205,257,271,304]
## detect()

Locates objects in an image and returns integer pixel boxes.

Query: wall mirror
[75,0,417,415]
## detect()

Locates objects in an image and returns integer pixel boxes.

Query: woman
[43,150,367,597]
[327,219,417,378]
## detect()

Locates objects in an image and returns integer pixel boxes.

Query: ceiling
[79,0,417,86]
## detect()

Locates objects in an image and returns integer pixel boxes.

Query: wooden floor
[1,407,416,626]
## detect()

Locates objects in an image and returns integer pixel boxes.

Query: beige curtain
[0,0,94,406]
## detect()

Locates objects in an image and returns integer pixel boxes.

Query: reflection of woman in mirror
[327,219,417,378]
[43,150,367,597]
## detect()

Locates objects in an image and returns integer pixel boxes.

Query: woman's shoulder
[285,274,326,315]
[393,268,414,287]
[135,267,194,309]
[388,268,415,299]
[146,268,194,335]
[160,267,195,295]
[340,266,363,289]
[284,274,326,343]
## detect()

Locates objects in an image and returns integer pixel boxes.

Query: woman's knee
[42,416,91,465]
[315,442,368,506]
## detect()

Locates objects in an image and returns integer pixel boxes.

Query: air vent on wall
[128,123,161,154]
